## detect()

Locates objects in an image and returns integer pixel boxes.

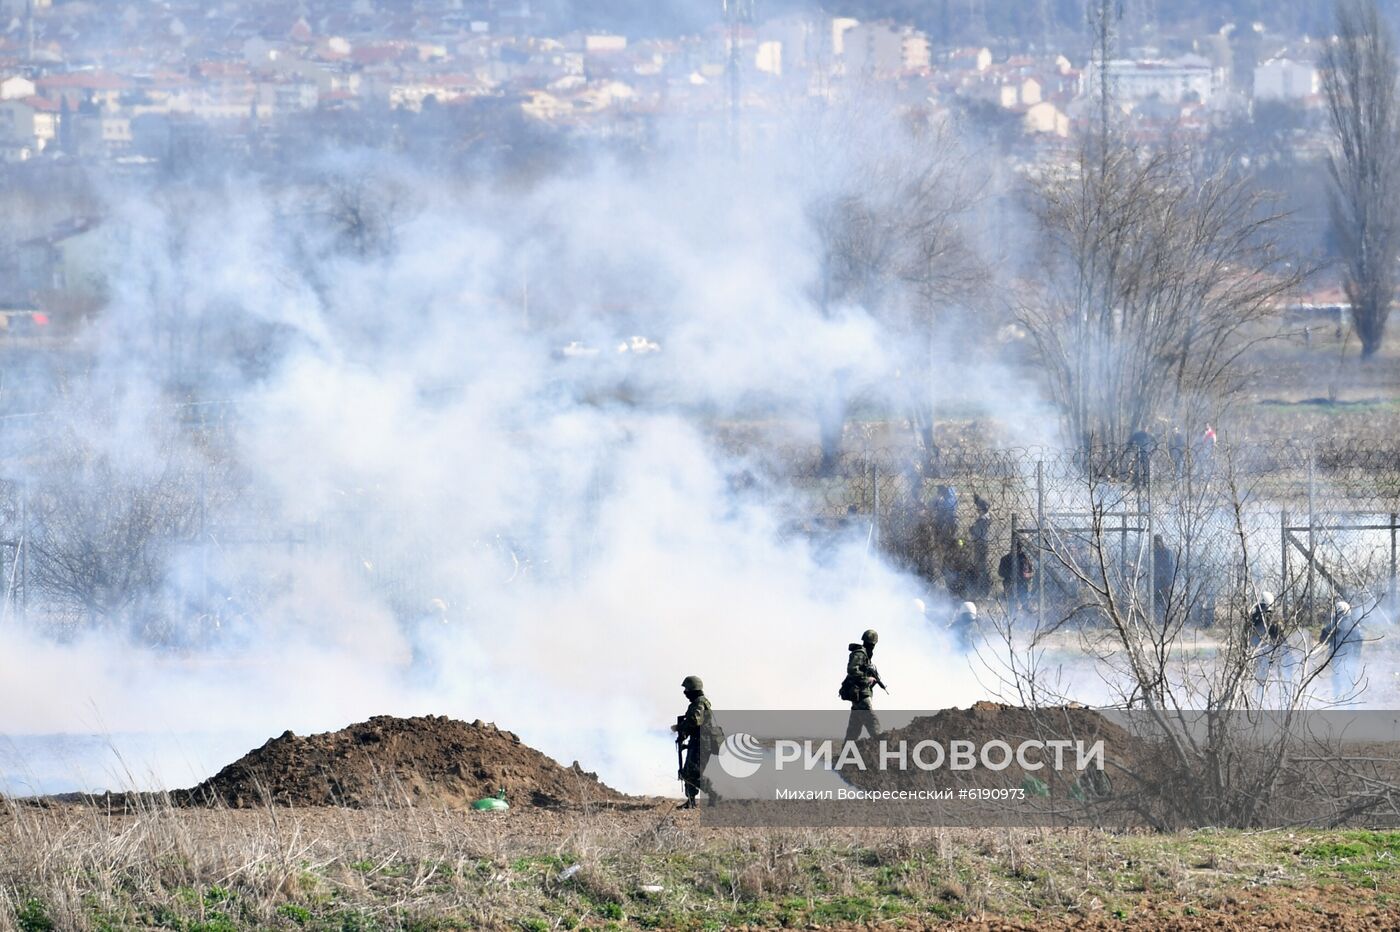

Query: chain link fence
[763,440,1400,630]
[0,435,1397,640]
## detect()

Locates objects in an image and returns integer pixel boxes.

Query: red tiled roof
[351,45,407,64]
[36,71,131,90]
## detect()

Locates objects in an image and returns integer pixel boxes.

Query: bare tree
[309,171,411,261]
[1323,0,1400,360]
[983,446,1396,828]
[1021,146,1303,452]
[807,110,987,473]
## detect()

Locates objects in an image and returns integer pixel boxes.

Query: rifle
[868,665,890,694]
[675,715,687,782]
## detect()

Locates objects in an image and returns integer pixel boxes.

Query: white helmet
[912,598,926,615]
[961,601,978,618]
[1335,599,1351,615]
[1259,592,1275,609]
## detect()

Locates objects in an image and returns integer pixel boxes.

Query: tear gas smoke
[0,107,1038,795]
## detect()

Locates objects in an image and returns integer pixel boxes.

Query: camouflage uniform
[842,639,881,743]
[676,688,720,806]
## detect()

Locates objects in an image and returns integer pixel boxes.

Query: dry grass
[1,796,1398,930]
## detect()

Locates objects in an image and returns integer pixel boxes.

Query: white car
[556,341,601,359]
[616,335,661,354]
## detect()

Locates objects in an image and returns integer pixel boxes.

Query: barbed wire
[0,437,1397,638]
[755,441,1400,625]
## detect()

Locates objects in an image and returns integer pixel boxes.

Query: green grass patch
[510,853,572,874]
[809,895,881,923]
[1305,831,1400,886]
[279,903,313,925]
[14,899,54,932]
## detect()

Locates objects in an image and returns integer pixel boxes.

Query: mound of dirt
[888,701,1137,754]
[183,715,628,810]
[843,701,1144,793]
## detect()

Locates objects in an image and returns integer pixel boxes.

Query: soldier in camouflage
[671,675,723,809]
[841,629,882,743]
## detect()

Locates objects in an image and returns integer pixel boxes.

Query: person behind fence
[671,675,723,809]
[949,601,978,652]
[932,484,958,552]
[1199,423,1217,471]
[998,547,1034,606]
[840,629,882,743]
[1247,591,1282,689]
[969,494,992,597]
[1247,592,1278,643]
[1320,598,1364,700]
[1152,534,1176,619]
[1126,429,1155,488]
[1168,426,1187,474]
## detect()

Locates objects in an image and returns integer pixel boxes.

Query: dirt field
[2,797,1399,931]
[6,713,1399,930]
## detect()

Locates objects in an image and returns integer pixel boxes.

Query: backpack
[839,643,864,701]
[705,720,726,754]
[695,699,725,753]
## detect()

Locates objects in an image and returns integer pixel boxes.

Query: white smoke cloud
[0,102,1039,796]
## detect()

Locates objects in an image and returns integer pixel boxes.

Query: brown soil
[845,701,1141,792]
[869,883,1400,929]
[887,701,1134,751]
[182,714,630,810]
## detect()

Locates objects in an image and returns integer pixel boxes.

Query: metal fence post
[1390,512,1397,609]
[1184,447,1194,626]
[1036,459,1045,626]
[1010,512,1020,616]
[1307,450,1316,623]
[1119,509,1129,594]
[1280,508,1289,619]
[1146,457,1154,621]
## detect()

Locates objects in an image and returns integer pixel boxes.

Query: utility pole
[723,0,755,155]
[1089,0,1120,165]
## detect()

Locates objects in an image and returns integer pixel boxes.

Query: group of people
[670,627,896,809]
[893,424,1225,613]
[1247,592,1367,699]
[1121,423,1221,489]
[671,589,1370,808]
[895,475,1038,614]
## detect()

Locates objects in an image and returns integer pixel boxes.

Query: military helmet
[681,675,703,691]
[862,629,879,645]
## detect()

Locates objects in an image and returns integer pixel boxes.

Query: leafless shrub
[983,444,1400,828]
[11,417,238,643]
[1021,144,1303,452]
[304,169,414,262]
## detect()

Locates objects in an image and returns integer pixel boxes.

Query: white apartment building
[1254,58,1319,102]
[1082,56,1218,104]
